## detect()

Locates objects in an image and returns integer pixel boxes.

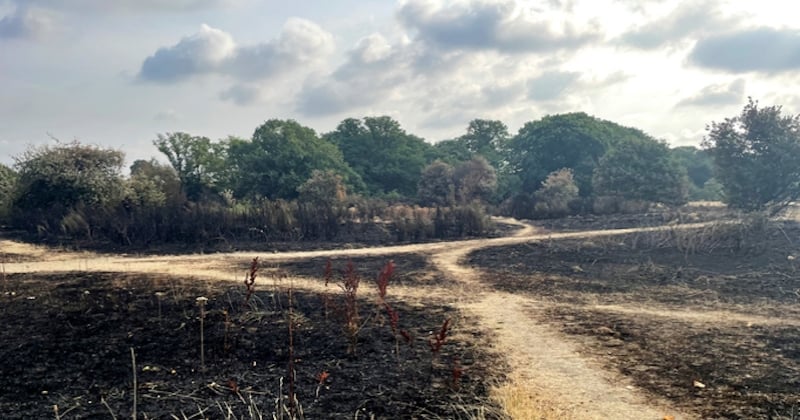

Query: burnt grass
[0,271,501,419]
[469,220,800,418]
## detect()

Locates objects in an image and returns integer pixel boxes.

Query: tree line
[1,99,797,247]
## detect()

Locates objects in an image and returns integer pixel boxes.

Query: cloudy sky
[2,0,799,165]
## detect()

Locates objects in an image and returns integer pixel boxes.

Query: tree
[13,142,125,211]
[326,116,433,197]
[0,163,17,221]
[153,132,227,200]
[11,142,125,232]
[458,119,509,169]
[534,168,579,217]
[703,99,800,213]
[229,120,361,200]
[129,159,183,206]
[417,161,455,206]
[592,139,688,206]
[454,156,497,204]
[297,170,347,208]
[509,112,654,197]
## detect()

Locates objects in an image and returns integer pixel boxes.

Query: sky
[2,0,800,166]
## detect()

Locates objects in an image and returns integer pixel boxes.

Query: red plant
[316,371,330,384]
[243,257,259,308]
[451,357,463,390]
[429,318,451,354]
[376,260,395,300]
[400,329,414,345]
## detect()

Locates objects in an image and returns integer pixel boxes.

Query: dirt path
[429,219,687,420]
[2,218,697,419]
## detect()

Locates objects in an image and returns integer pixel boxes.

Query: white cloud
[139,18,335,105]
[20,0,237,12]
[689,28,800,73]
[140,24,236,82]
[618,2,734,49]
[397,0,600,53]
[676,79,746,108]
[0,5,52,40]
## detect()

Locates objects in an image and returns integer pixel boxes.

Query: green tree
[297,170,347,207]
[458,119,509,169]
[230,120,361,199]
[11,142,125,231]
[13,142,125,211]
[326,116,433,197]
[0,163,17,221]
[509,112,654,197]
[703,99,800,213]
[534,168,579,217]
[418,160,455,206]
[592,139,688,206]
[129,159,183,206]
[153,132,227,200]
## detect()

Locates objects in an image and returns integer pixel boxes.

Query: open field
[2,211,797,419]
[469,217,800,418]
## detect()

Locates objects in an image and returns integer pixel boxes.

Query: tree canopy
[326,116,433,197]
[703,98,800,212]
[229,120,362,200]
[508,112,653,197]
[593,139,688,206]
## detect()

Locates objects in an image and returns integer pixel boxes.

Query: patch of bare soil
[469,222,800,418]
[0,271,501,419]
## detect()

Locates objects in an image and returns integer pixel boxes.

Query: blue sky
[2,0,799,166]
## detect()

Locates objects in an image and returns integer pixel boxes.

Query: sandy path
[429,219,686,420]
[2,218,699,419]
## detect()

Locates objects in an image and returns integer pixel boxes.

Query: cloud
[688,27,800,73]
[139,19,334,85]
[140,24,235,82]
[619,2,727,49]
[397,0,599,53]
[676,79,746,107]
[296,33,412,116]
[154,109,179,121]
[0,5,52,40]
[18,0,236,12]
[527,70,580,101]
[218,84,261,105]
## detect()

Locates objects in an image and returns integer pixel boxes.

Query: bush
[533,168,579,218]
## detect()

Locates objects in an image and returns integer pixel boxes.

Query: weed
[196,296,208,371]
[243,257,259,309]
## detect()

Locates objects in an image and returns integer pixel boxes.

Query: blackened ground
[469,222,800,419]
[0,272,502,419]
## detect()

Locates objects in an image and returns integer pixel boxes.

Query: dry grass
[491,378,572,420]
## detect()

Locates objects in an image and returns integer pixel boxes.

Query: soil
[0,270,501,419]
[468,220,800,419]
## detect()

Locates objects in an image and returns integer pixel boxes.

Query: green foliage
[326,116,433,197]
[153,132,227,200]
[533,168,579,217]
[417,161,455,206]
[230,120,362,200]
[671,146,714,188]
[130,159,184,206]
[592,139,689,206]
[703,98,800,213]
[0,163,16,221]
[509,112,654,197]
[12,142,125,230]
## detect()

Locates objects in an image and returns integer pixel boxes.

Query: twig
[131,347,138,420]
[101,397,119,420]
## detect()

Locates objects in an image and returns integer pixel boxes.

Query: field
[1,208,799,419]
